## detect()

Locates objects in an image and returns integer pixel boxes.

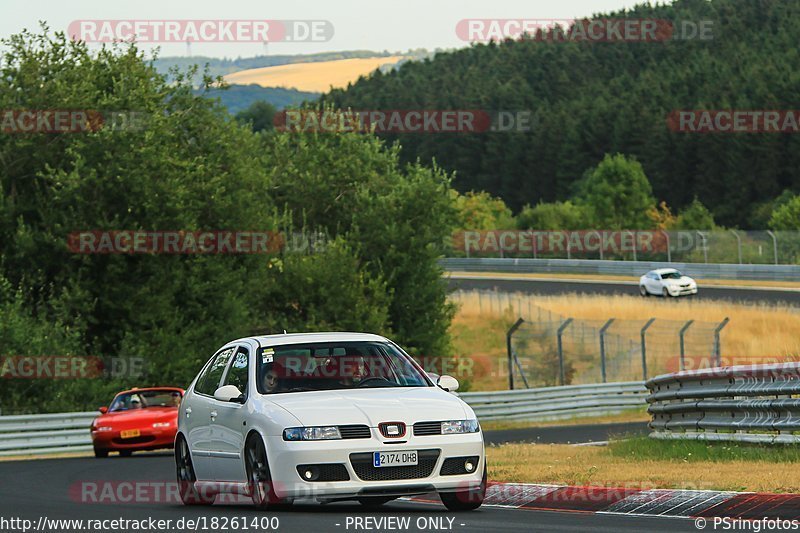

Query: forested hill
[326,0,800,227]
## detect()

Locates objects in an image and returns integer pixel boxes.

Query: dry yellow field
[486,443,800,492]
[449,291,800,390]
[223,56,405,92]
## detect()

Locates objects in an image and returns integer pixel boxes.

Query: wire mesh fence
[451,290,731,389]
[446,229,800,265]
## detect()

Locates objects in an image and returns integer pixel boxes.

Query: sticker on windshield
[262,349,274,364]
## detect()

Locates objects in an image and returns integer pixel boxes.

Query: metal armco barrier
[646,362,800,443]
[0,411,96,456]
[440,258,800,282]
[460,381,648,421]
[0,383,651,456]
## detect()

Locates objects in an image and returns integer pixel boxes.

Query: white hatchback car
[639,268,698,297]
[175,332,486,511]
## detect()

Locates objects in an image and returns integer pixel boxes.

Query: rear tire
[358,496,396,508]
[175,435,214,505]
[93,447,108,458]
[440,466,486,511]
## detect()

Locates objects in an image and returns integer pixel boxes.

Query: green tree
[453,191,516,230]
[673,198,717,230]
[516,201,591,230]
[577,154,656,229]
[235,101,277,133]
[769,194,800,230]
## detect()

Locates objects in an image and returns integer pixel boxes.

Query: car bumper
[264,432,485,500]
[91,427,177,451]
[668,287,698,296]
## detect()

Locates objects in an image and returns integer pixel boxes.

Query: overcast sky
[3,0,655,58]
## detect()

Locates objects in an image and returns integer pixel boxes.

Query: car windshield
[256,341,431,394]
[109,390,182,412]
[661,271,683,280]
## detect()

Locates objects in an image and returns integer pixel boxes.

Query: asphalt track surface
[483,422,647,445]
[0,453,700,533]
[448,275,800,306]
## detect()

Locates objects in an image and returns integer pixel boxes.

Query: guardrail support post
[679,320,694,370]
[599,318,615,383]
[714,317,730,366]
[506,318,525,390]
[767,230,779,265]
[730,230,742,264]
[640,318,656,380]
[557,318,574,386]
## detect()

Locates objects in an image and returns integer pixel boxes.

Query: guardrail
[440,258,800,282]
[0,411,96,457]
[460,381,648,422]
[646,362,800,444]
[0,383,649,456]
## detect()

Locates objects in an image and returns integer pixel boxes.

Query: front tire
[175,435,214,505]
[639,285,648,297]
[440,466,486,511]
[662,288,670,298]
[245,434,289,509]
[93,447,108,458]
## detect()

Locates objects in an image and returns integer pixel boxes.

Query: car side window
[195,347,235,396]
[223,347,249,396]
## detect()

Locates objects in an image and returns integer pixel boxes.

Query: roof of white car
[649,268,680,275]
[245,332,390,347]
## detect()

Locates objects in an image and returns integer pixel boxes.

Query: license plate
[373,451,418,467]
[120,429,141,439]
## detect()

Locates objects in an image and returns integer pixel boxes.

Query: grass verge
[486,436,800,493]
[480,408,648,431]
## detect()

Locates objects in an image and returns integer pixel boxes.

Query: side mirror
[214,385,245,403]
[437,375,459,392]
[98,406,108,414]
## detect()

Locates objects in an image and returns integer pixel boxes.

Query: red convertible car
[91,387,184,458]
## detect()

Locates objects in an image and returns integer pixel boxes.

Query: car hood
[95,407,177,425]
[663,276,694,286]
[264,387,468,427]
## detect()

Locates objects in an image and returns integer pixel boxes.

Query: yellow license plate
[120,429,141,439]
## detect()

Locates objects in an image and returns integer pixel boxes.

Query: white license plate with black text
[373,451,418,467]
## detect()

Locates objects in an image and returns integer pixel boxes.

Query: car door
[209,343,252,482]
[185,346,235,480]
[647,272,661,293]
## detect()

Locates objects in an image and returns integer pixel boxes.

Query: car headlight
[94,426,113,432]
[152,422,171,428]
[283,426,342,441]
[441,419,480,434]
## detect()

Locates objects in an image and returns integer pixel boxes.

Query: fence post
[530,229,537,259]
[730,230,742,264]
[506,318,525,390]
[599,318,615,383]
[640,318,656,380]
[565,230,571,260]
[679,320,694,371]
[767,230,779,265]
[631,231,638,261]
[557,318,574,386]
[697,231,708,263]
[714,317,730,366]
[661,230,672,263]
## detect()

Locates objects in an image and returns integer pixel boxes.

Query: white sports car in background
[639,268,698,297]
[175,332,486,511]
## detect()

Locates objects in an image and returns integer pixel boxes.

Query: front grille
[350,449,440,481]
[440,456,480,476]
[339,425,371,439]
[413,421,442,436]
[296,463,350,482]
